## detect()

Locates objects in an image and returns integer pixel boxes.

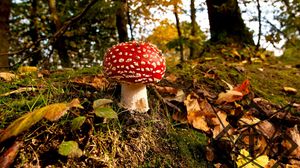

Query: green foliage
[71,116,86,130]
[58,141,83,158]
[94,107,118,119]
[166,21,206,55]
[280,39,300,66]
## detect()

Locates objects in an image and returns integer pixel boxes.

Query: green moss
[245,63,300,105]
[169,128,208,167]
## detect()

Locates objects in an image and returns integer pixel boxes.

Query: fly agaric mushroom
[103,41,166,113]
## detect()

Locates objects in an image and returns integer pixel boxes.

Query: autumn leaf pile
[158,73,300,167]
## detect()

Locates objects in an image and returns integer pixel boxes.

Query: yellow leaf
[0,107,47,143]
[44,99,82,121]
[236,149,269,168]
[18,66,38,73]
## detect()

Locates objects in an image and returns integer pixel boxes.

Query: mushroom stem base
[121,83,149,113]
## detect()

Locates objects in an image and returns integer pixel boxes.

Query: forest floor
[0,45,300,168]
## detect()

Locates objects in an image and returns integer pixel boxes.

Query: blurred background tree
[0,0,298,70]
[0,0,11,71]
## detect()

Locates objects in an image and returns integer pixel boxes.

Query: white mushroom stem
[121,83,149,113]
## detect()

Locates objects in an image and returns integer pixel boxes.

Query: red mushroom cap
[103,41,166,84]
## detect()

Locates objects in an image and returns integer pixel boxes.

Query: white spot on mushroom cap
[119,58,124,63]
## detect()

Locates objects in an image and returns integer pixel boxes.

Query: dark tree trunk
[29,0,42,66]
[173,4,184,62]
[48,0,71,68]
[116,0,129,42]
[190,0,196,59]
[0,0,11,71]
[127,5,134,40]
[256,0,262,50]
[206,0,254,45]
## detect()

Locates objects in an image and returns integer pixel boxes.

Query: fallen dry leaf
[71,74,109,90]
[164,89,185,102]
[0,72,18,82]
[0,99,82,143]
[192,116,210,132]
[44,98,83,121]
[264,159,277,168]
[154,85,178,95]
[211,111,232,139]
[283,87,297,94]
[216,79,250,104]
[184,93,215,132]
[255,120,277,139]
[0,108,47,143]
[235,148,269,168]
[281,125,300,159]
[0,141,23,168]
[238,112,260,126]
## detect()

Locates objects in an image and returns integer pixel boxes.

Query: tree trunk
[127,5,134,40]
[173,4,184,62]
[206,0,254,45]
[48,0,71,67]
[29,0,42,66]
[190,0,196,59]
[0,0,11,71]
[116,0,129,42]
[256,0,262,50]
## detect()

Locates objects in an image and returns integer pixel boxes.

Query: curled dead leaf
[216,79,250,104]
